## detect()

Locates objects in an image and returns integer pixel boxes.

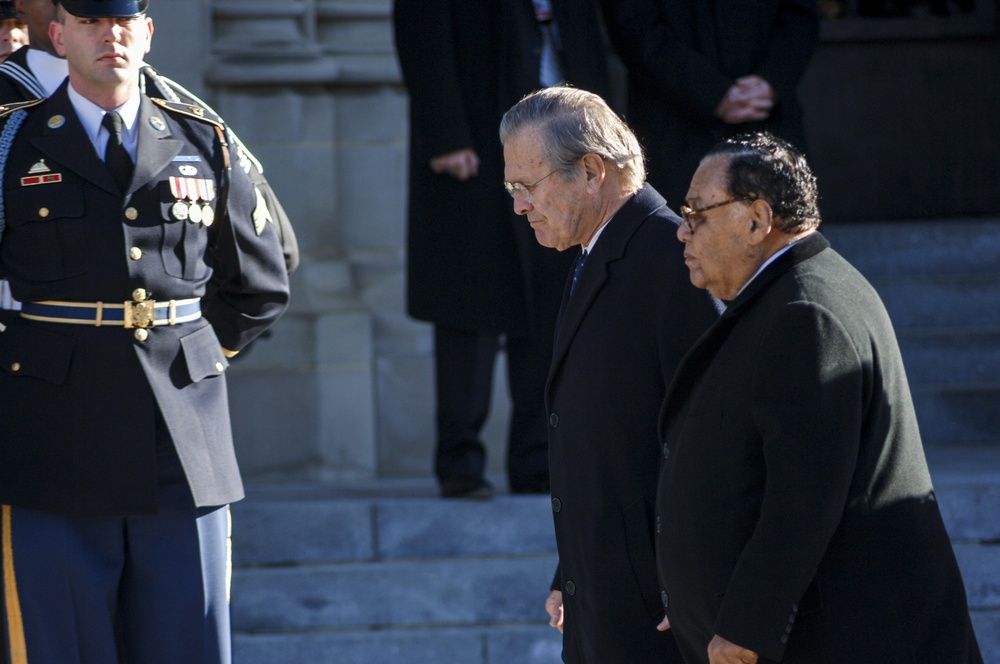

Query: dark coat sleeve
[713,302,863,660]
[393,0,475,160]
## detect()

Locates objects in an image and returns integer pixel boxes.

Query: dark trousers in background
[1,419,231,664]
[433,325,551,493]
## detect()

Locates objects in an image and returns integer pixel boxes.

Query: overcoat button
[551,497,562,513]
[565,580,576,596]
[215,362,225,372]
[661,590,669,608]
[129,247,142,260]
[10,362,20,372]
[38,208,49,218]
[134,328,149,342]
[125,207,138,220]
[549,413,559,428]
[656,515,661,534]
[662,444,670,460]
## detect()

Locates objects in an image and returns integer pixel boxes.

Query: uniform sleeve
[713,301,862,661]
[202,135,290,352]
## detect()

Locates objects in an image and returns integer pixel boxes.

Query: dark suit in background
[600,0,819,207]
[546,185,719,662]
[393,0,610,494]
[657,236,982,663]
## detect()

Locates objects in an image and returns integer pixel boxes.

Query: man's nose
[677,220,692,242]
[512,192,532,216]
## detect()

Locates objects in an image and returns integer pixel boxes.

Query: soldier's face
[50,13,153,96]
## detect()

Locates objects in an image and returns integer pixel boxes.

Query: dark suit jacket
[656,233,982,663]
[0,85,289,515]
[393,0,610,334]
[546,185,719,663]
[600,0,819,207]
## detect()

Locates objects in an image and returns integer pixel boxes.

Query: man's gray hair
[500,86,645,191]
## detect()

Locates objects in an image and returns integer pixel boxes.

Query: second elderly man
[501,86,720,663]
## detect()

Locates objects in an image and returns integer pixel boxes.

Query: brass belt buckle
[124,299,156,329]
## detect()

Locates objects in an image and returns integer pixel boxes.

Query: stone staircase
[231,217,1000,663]
[231,480,563,664]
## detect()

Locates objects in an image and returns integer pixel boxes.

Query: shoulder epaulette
[0,98,44,120]
[150,98,224,128]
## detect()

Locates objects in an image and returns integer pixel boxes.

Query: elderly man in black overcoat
[502,86,720,663]
[656,133,982,664]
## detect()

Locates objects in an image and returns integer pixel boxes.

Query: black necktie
[102,111,133,192]
[570,250,588,295]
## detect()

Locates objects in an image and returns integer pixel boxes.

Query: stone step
[822,217,1000,278]
[230,449,1000,663]
[234,625,561,664]
[874,274,1000,330]
[912,387,1000,445]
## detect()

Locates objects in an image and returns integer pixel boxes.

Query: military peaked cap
[53,0,149,18]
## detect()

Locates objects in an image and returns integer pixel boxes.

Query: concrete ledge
[375,497,556,559]
[232,555,558,632]
[234,625,561,664]
[954,543,1000,609]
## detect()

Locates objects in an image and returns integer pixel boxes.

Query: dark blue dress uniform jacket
[0,83,290,516]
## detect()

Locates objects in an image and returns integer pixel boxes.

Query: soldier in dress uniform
[0,1,289,663]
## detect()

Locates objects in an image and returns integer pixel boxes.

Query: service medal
[188,201,203,224]
[201,205,215,227]
[171,200,189,221]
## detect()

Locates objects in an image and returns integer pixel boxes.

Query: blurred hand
[430,148,480,181]
[657,614,672,631]
[708,634,759,664]
[716,75,775,124]
[545,590,564,633]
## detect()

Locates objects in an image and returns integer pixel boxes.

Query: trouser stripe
[2,506,28,664]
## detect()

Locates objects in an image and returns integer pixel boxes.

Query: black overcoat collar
[659,231,831,433]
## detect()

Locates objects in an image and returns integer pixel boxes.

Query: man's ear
[581,153,606,193]
[746,199,774,245]
[49,19,64,58]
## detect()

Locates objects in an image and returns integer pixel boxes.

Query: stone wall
[146,0,511,483]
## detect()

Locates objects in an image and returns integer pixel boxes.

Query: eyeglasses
[679,197,756,233]
[504,169,557,205]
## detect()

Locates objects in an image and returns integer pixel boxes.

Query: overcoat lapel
[547,185,669,400]
[658,232,832,434]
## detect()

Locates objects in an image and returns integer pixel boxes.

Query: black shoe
[440,478,495,499]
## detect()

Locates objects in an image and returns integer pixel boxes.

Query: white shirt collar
[66,84,141,160]
[735,240,801,298]
[26,49,69,97]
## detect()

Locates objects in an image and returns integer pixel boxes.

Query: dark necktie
[102,111,133,192]
[570,250,588,296]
